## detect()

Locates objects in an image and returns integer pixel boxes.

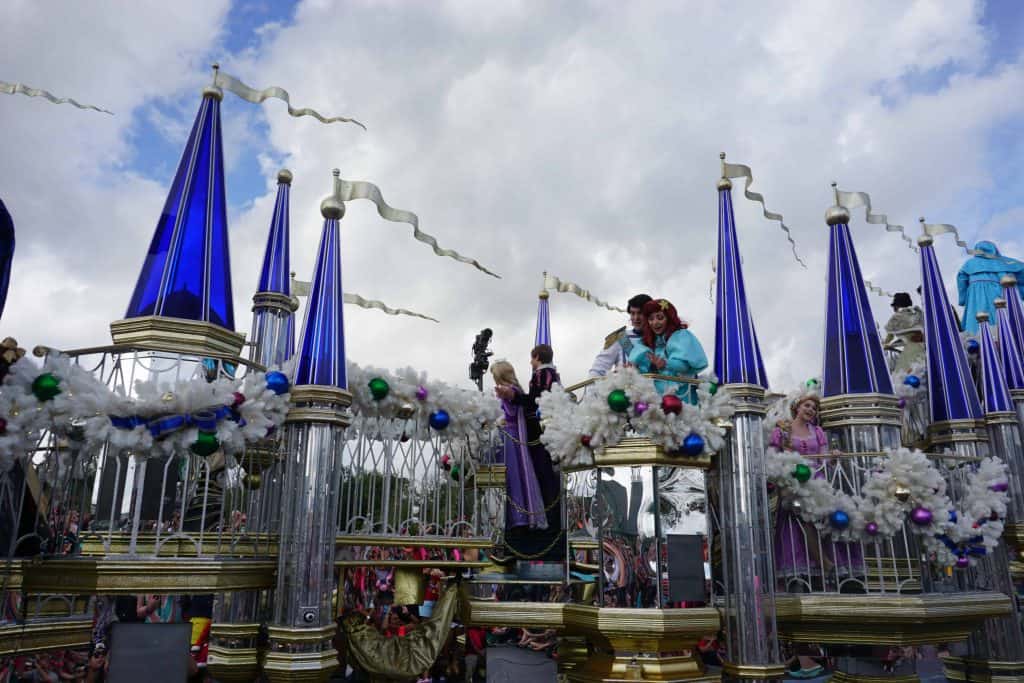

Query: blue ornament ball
[830,510,850,530]
[949,510,958,523]
[265,371,290,395]
[429,409,451,431]
[903,374,921,389]
[967,339,980,354]
[681,432,705,456]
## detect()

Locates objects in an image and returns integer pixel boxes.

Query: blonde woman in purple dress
[772,394,862,588]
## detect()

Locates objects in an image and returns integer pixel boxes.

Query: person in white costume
[589,294,653,377]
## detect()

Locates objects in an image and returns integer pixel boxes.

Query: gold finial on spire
[320,168,345,219]
[203,63,224,101]
[917,217,933,247]
[717,152,732,191]
[825,181,850,226]
[539,270,550,299]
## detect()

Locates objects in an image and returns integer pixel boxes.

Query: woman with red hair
[628,299,707,402]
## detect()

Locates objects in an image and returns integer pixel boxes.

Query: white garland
[346,361,501,441]
[0,353,292,471]
[891,361,927,400]
[537,367,733,468]
[765,444,1010,568]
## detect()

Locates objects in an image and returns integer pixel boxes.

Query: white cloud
[3,0,1022,398]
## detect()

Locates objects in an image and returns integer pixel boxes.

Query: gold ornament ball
[162,392,176,403]
[894,485,911,502]
[244,473,262,490]
[397,403,416,420]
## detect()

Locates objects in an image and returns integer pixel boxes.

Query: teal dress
[957,241,1024,333]
[628,329,708,403]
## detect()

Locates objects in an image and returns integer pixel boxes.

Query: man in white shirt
[589,294,653,377]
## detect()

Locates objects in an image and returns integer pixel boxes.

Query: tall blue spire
[713,158,768,388]
[125,86,233,329]
[996,299,1024,392]
[821,196,894,397]
[258,170,293,296]
[293,171,347,389]
[250,169,296,367]
[1002,275,1024,366]
[919,231,983,422]
[535,280,551,347]
[978,311,1014,414]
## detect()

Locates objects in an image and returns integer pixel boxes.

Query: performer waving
[628,299,707,403]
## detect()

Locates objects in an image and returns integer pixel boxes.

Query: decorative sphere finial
[277,169,293,185]
[719,152,726,160]
[321,169,345,219]
[995,298,1007,309]
[977,311,990,323]
[1001,274,1018,287]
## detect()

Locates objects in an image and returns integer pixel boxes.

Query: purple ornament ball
[865,522,879,536]
[991,481,1009,493]
[897,397,907,409]
[910,506,933,526]
[634,401,649,416]
[415,385,429,401]
[956,556,970,569]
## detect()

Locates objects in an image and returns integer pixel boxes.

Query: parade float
[2,68,1024,683]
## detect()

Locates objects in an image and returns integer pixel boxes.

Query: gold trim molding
[24,558,276,594]
[266,624,336,644]
[470,463,506,488]
[775,592,1011,645]
[721,661,789,679]
[78,532,278,558]
[830,672,919,683]
[335,534,493,550]
[566,437,712,471]
[819,393,902,430]
[286,385,352,425]
[262,649,339,683]
[943,655,1024,683]
[0,619,93,656]
[253,291,299,314]
[110,316,246,356]
[928,419,989,447]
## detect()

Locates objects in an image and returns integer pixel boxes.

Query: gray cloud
[3,0,1022,398]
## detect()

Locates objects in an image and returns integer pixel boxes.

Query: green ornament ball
[607,389,630,413]
[805,378,819,389]
[793,463,812,483]
[450,464,461,481]
[32,373,61,401]
[191,431,220,457]
[368,377,390,401]
[708,382,718,396]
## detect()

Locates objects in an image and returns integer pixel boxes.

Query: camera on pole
[469,328,493,391]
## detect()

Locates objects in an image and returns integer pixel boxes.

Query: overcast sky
[3,0,1024,395]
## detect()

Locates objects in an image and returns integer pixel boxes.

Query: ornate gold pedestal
[207,622,261,683]
[829,672,919,683]
[262,625,338,683]
[943,656,1024,682]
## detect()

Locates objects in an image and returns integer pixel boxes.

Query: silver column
[264,386,350,682]
[250,292,297,370]
[718,385,783,681]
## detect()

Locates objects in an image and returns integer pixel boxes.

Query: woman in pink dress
[772,394,862,587]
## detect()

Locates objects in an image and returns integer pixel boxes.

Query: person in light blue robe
[627,298,708,403]
[957,241,1024,334]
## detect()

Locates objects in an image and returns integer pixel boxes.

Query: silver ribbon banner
[1,81,112,115]
[334,176,500,278]
[213,68,365,130]
[863,279,894,299]
[292,277,438,322]
[921,222,976,255]
[723,161,806,267]
[708,257,716,303]
[836,189,917,252]
[543,273,626,313]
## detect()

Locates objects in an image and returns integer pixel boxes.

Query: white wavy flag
[543,273,626,313]
[291,277,438,322]
[835,189,917,252]
[333,174,500,278]
[722,161,806,268]
[212,67,365,129]
[1,81,112,115]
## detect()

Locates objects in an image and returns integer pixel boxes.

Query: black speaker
[107,622,191,682]
[667,534,706,603]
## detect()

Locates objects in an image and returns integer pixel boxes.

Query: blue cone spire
[1002,276,1024,367]
[535,290,551,347]
[919,234,983,422]
[125,89,234,329]
[294,176,347,389]
[821,202,893,397]
[997,301,1024,392]
[714,173,769,388]
[258,171,293,296]
[978,313,1013,414]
